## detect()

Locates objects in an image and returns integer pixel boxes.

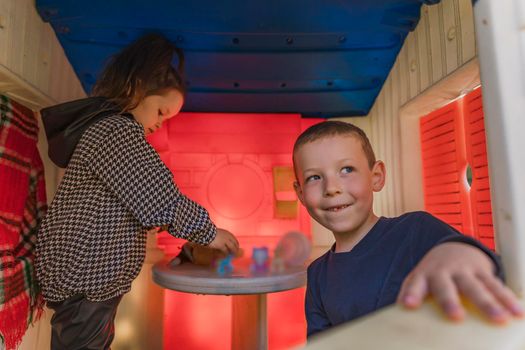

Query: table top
[152,258,307,295]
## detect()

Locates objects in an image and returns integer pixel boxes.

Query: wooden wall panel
[0,0,85,110]
[347,0,478,217]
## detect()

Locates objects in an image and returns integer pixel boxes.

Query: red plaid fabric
[0,95,47,350]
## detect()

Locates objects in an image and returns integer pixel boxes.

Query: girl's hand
[397,242,524,323]
[208,228,239,255]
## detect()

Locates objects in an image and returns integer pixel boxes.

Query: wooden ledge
[302,299,525,350]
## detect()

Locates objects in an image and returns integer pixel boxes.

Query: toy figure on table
[271,231,312,272]
[217,255,234,275]
[170,242,243,275]
[250,232,312,273]
[171,231,312,275]
[250,247,270,272]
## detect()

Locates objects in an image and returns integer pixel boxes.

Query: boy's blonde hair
[293,121,376,169]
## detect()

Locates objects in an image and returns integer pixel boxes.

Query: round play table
[153,258,307,350]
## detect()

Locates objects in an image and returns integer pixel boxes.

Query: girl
[36,33,239,350]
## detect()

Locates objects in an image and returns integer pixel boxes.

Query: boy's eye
[305,175,320,183]
[341,166,354,174]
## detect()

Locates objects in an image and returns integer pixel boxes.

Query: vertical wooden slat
[428,4,444,83]
[368,102,381,215]
[376,91,387,215]
[0,0,11,65]
[458,0,476,61]
[398,43,410,104]
[442,0,460,74]
[419,6,433,91]
[36,26,53,93]
[22,0,37,85]
[390,63,401,214]
[407,32,420,99]
[382,80,395,216]
[437,3,449,79]
[6,0,27,75]
[453,0,464,64]
[369,104,377,148]
[415,8,430,92]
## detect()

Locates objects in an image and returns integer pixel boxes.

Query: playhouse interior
[1,0,522,349]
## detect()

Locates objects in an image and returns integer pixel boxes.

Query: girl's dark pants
[47,294,123,350]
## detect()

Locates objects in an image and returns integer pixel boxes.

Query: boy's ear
[293,181,305,205]
[371,160,386,192]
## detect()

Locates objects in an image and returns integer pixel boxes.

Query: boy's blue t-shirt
[306,211,501,337]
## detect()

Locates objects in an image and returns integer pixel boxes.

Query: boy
[292,121,523,337]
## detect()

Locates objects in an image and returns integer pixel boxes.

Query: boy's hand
[208,228,239,255]
[397,242,524,323]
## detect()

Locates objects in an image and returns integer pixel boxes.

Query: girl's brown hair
[91,33,185,111]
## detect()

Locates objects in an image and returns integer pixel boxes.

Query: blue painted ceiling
[36,0,439,117]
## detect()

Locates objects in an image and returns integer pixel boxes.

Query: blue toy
[217,254,234,275]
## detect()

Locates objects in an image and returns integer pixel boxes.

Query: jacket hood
[41,97,130,168]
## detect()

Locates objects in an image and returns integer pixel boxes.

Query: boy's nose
[324,177,342,196]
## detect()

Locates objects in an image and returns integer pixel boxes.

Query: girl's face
[130,89,184,135]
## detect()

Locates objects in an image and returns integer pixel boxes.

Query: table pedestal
[152,259,306,350]
[232,294,267,350]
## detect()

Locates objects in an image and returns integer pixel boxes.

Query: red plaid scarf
[0,95,46,349]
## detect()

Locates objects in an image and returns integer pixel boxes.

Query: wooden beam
[0,63,56,110]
